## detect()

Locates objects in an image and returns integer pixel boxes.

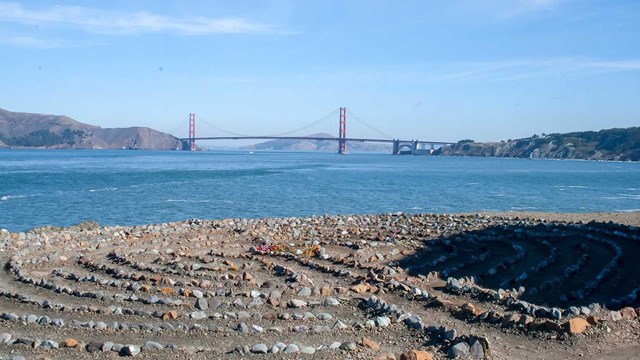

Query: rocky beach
[0,211,639,359]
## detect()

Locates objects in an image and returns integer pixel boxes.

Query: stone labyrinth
[0,213,639,359]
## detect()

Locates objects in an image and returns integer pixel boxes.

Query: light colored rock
[284,344,300,353]
[195,298,208,310]
[251,343,268,354]
[324,297,340,306]
[252,324,264,333]
[143,341,163,350]
[289,299,307,308]
[300,346,316,354]
[620,307,637,319]
[297,287,312,297]
[376,316,391,328]
[608,311,623,321]
[190,311,207,320]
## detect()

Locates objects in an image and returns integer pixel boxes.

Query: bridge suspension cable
[346,109,394,140]
[166,114,190,136]
[197,117,249,137]
[195,108,340,138]
[264,108,339,137]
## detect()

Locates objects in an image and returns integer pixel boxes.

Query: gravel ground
[0,211,638,360]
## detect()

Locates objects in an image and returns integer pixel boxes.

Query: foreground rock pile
[0,212,639,359]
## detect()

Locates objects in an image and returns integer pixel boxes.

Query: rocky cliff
[435,127,640,161]
[0,108,181,150]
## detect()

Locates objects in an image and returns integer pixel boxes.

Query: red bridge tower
[338,107,347,154]
[189,113,196,151]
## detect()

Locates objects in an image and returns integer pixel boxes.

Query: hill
[435,127,640,161]
[240,133,391,153]
[0,108,182,150]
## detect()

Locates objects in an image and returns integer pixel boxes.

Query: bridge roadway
[181,136,454,145]
[179,136,456,154]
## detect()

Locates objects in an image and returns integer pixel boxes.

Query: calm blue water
[0,149,639,232]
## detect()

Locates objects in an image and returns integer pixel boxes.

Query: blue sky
[0,0,639,143]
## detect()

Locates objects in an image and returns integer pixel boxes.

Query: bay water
[1,149,638,232]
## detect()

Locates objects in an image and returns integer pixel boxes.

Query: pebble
[340,342,357,351]
[120,345,141,356]
[40,339,59,349]
[324,297,340,306]
[469,339,484,358]
[191,311,207,320]
[376,316,391,328]
[405,314,424,330]
[448,342,470,358]
[143,341,164,350]
[333,320,348,330]
[284,344,300,353]
[235,322,249,333]
[86,341,103,353]
[252,343,268,353]
[443,329,457,340]
[298,287,312,297]
[196,298,208,310]
[289,299,308,308]
[300,346,316,354]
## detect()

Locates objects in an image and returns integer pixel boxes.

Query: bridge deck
[179,136,455,145]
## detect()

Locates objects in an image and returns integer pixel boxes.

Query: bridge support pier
[392,139,438,155]
[392,139,399,155]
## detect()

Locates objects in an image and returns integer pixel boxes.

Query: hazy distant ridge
[240,133,391,153]
[0,108,181,150]
[435,127,640,161]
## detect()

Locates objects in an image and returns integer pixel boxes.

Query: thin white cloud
[0,33,60,48]
[0,2,283,35]
[424,58,640,83]
[581,60,640,71]
[458,0,566,18]
[307,58,640,86]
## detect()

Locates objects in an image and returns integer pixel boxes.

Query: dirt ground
[0,211,638,359]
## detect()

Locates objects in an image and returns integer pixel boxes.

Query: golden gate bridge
[170,107,455,155]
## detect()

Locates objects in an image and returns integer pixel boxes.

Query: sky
[0,0,639,143]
